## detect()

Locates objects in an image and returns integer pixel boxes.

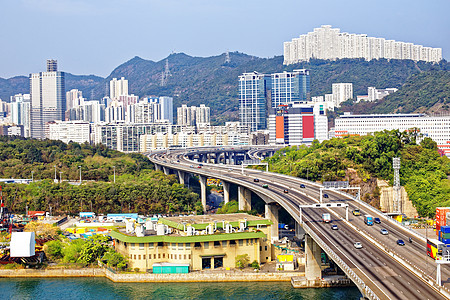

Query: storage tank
[156,223,166,236]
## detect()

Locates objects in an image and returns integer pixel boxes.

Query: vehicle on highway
[300,184,306,188]
[323,193,329,198]
[374,217,381,224]
[397,239,405,246]
[262,184,269,189]
[427,238,445,259]
[352,209,361,216]
[254,178,260,182]
[189,165,194,168]
[322,213,331,223]
[354,242,363,249]
[380,228,389,235]
[364,215,374,226]
[199,164,203,167]
[283,189,289,193]
[331,224,338,230]
[197,165,202,168]
[176,160,180,163]
[228,168,233,171]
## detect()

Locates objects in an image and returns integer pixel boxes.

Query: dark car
[300,184,306,188]
[397,239,405,246]
[323,193,329,198]
[374,217,381,224]
[254,178,260,182]
[283,189,289,193]
[262,184,269,189]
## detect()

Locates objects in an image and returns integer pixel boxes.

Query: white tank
[125,218,134,234]
[135,223,144,237]
[156,223,166,236]
[187,226,194,236]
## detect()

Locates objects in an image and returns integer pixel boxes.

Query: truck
[364,215,374,226]
[322,213,331,223]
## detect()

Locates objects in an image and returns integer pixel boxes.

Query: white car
[380,228,389,235]
[354,242,363,249]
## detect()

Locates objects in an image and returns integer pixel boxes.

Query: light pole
[78,166,82,185]
[54,165,57,182]
[113,166,116,183]
[31,171,34,182]
[59,172,63,183]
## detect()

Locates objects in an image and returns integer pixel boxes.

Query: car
[189,165,194,168]
[397,239,405,246]
[176,160,180,163]
[354,242,363,249]
[352,209,361,216]
[380,228,389,235]
[283,189,289,193]
[300,184,306,188]
[197,165,202,168]
[331,224,338,230]
[323,193,329,198]
[254,178,260,182]
[262,184,269,189]
[199,164,203,167]
[228,168,233,171]
[374,217,381,224]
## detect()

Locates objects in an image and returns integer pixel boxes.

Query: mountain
[1,53,449,124]
[339,70,450,115]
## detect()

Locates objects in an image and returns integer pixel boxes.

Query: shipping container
[441,226,450,233]
[152,263,189,274]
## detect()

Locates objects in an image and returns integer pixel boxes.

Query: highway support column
[238,186,251,211]
[265,203,279,242]
[305,234,322,281]
[155,164,161,172]
[199,175,207,213]
[223,182,230,204]
[163,167,170,175]
[177,170,186,185]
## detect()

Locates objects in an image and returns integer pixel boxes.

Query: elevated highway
[149,146,449,300]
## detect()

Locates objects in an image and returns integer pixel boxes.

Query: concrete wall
[378,179,418,217]
[0,268,104,277]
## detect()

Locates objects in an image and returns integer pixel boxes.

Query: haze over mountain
[0,52,448,124]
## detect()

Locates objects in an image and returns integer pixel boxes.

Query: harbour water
[0,278,362,299]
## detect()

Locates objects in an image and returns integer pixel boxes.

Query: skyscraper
[332,83,353,107]
[239,72,271,132]
[271,69,310,107]
[30,60,66,139]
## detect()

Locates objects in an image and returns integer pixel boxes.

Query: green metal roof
[110,230,266,243]
[159,218,272,231]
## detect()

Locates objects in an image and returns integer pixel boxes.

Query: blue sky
[0,0,448,78]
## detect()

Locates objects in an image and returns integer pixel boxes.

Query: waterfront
[0,278,361,299]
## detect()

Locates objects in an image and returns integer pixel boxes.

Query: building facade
[10,94,31,137]
[335,113,450,155]
[284,25,443,64]
[47,121,91,144]
[30,60,66,139]
[110,77,128,100]
[332,83,353,107]
[177,104,211,127]
[271,70,310,107]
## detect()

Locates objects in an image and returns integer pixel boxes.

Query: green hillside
[339,70,450,115]
[264,131,450,218]
[0,137,200,215]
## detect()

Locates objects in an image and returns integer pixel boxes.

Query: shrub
[235,254,250,269]
[44,240,64,261]
[251,260,260,270]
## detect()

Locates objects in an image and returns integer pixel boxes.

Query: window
[139,243,144,250]
[158,254,161,259]
[134,255,136,259]
[172,243,177,250]
[189,254,191,259]
[246,239,249,246]
[222,241,227,247]
[265,246,267,251]
[149,243,154,249]
[214,241,220,248]
[154,254,156,259]
[184,254,186,260]
[204,242,209,249]
[178,243,183,250]
[143,255,146,260]
[138,255,141,260]
[163,253,165,258]
[186,243,191,250]
[239,240,243,246]
[131,243,135,250]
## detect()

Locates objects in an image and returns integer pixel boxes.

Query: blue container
[441,238,450,244]
[441,226,450,233]
[278,223,286,229]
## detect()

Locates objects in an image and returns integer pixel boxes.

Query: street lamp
[113,166,116,183]
[78,166,82,185]
[31,171,34,182]
[54,165,57,183]
[59,171,63,183]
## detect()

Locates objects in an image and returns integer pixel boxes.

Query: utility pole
[113,166,116,183]
[78,166,82,185]
[59,172,63,183]
[31,171,34,182]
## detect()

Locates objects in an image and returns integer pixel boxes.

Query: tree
[235,254,250,269]
[43,240,63,260]
[251,260,260,270]
[101,250,128,270]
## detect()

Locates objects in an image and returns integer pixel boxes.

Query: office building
[110,77,128,100]
[30,60,66,139]
[332,83,353,107]
[335,113,450,155]
[239,72,271,132]
[159,96,173,124]
[271,70,310,107]
[68,101,105,123]
[284,25,442,64]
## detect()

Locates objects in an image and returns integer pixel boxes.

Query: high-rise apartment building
[30,60,66,139]
[177,104,210,127]
[332,83,353,107]
[10,94,31,137]
[239,72,271,132]
[158,96,174,124]
[271,69,310,107]
[66,89,83,110]
[284,25,442,64]
[109,77,128,100]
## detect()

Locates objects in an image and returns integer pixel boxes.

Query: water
[0,278,361,299]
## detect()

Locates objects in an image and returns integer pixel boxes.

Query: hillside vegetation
[264,131,450,217]
[1,53,448,124]
[0,137,200,215]
[339,70,450,116]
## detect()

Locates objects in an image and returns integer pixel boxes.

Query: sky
[0,0,449,78]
